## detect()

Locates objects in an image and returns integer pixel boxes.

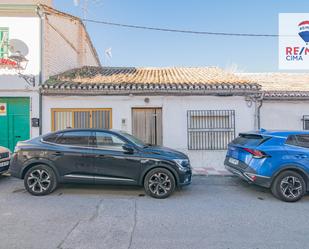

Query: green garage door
[0,97,30,151]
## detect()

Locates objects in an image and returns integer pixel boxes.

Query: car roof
[53,128,123,134]
[242,129,309,138]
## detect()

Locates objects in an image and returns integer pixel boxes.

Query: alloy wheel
[280,176,303,199]
[26,169,51,194]
[148,172,172,197]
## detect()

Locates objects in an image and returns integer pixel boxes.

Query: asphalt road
[1,174,309,249]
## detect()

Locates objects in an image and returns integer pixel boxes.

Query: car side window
[43,133,62,143]
[56,131,91,147]
[286,135,309,148]
[286,135,297,146]
[95,132,125,150]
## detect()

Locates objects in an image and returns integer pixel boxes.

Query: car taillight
[243,148,267,158]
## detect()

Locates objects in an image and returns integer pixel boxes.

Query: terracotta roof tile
[42,66,260,95]
[239,73,309,91]
[45,66,254,85]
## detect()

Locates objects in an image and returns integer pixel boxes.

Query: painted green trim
[0,27,9,59]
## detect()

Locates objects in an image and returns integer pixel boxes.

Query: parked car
[9,129,192,198]
[225,130,309,202]
[0,146,10,175]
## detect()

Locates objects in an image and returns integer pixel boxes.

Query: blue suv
[225,130,309,202]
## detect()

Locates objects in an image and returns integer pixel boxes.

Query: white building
[242,73,309,130]
[41,66,260,171]
[41,67,309,172]
[0,0,100,151]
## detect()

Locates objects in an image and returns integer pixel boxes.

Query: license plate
[228,158,239,165]
[0,161,9,167]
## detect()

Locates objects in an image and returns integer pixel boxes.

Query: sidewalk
[192,167,232,176]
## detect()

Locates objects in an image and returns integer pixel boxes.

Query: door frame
[131,107,163,145]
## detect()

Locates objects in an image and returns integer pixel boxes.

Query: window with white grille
[303,115,309,130]
[187,110,235,150]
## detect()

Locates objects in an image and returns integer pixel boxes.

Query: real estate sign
[279,13,309,70]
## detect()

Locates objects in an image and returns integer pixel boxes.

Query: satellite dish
[9,39,29,57]
[8,39,29,69]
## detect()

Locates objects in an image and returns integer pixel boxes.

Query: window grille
[302,115,309,130]
[51,108,112,131]
[187,110,235,150]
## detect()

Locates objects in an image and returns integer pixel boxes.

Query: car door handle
[52,151,63,156]
[296,154,308,159]
[96,155,106,158]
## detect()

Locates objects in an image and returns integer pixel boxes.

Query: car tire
[271,170,306,202]
[24,165,58,196]
[144,168,176,199]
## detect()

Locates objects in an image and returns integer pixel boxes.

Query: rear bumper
[8,154,23,179]
[0,166,9,174]
[224,157,271,188]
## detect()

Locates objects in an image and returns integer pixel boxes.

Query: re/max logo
[285,46,309,61]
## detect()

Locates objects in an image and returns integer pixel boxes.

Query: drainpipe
[256,93,264,130]
[36,5,44,135]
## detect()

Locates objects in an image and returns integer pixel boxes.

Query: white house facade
[0,1,100,151]
[41,67,309,172]
[41,67,260,171]
[242,73,309,131]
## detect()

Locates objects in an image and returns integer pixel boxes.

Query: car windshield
[118,131,146,147]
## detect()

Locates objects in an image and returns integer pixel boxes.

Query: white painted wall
[0,16,41,137]
[43,95,255,170]
[0,16,41,84]
[261,101,309,130]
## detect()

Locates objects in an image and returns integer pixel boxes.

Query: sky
[53,0,309,72]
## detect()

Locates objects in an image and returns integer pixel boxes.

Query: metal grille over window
[303,115,309,130]
[52,109,112,131]
[187,110,235,150]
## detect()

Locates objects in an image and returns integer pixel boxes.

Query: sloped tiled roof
[42,66,259,95]
[240,73,309,99]
[241,73,309,91]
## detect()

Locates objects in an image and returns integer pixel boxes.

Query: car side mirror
[122,143,135,154]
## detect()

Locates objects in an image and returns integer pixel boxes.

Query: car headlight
[173,159,190,171]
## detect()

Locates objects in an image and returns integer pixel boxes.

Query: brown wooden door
[132,108,162,145]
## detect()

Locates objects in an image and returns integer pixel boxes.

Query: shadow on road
[2,174,309,202]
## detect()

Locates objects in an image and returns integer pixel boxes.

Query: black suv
[9,129,192,198]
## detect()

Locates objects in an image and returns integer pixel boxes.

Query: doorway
[132,108,162,146]
[0,97,30,151]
